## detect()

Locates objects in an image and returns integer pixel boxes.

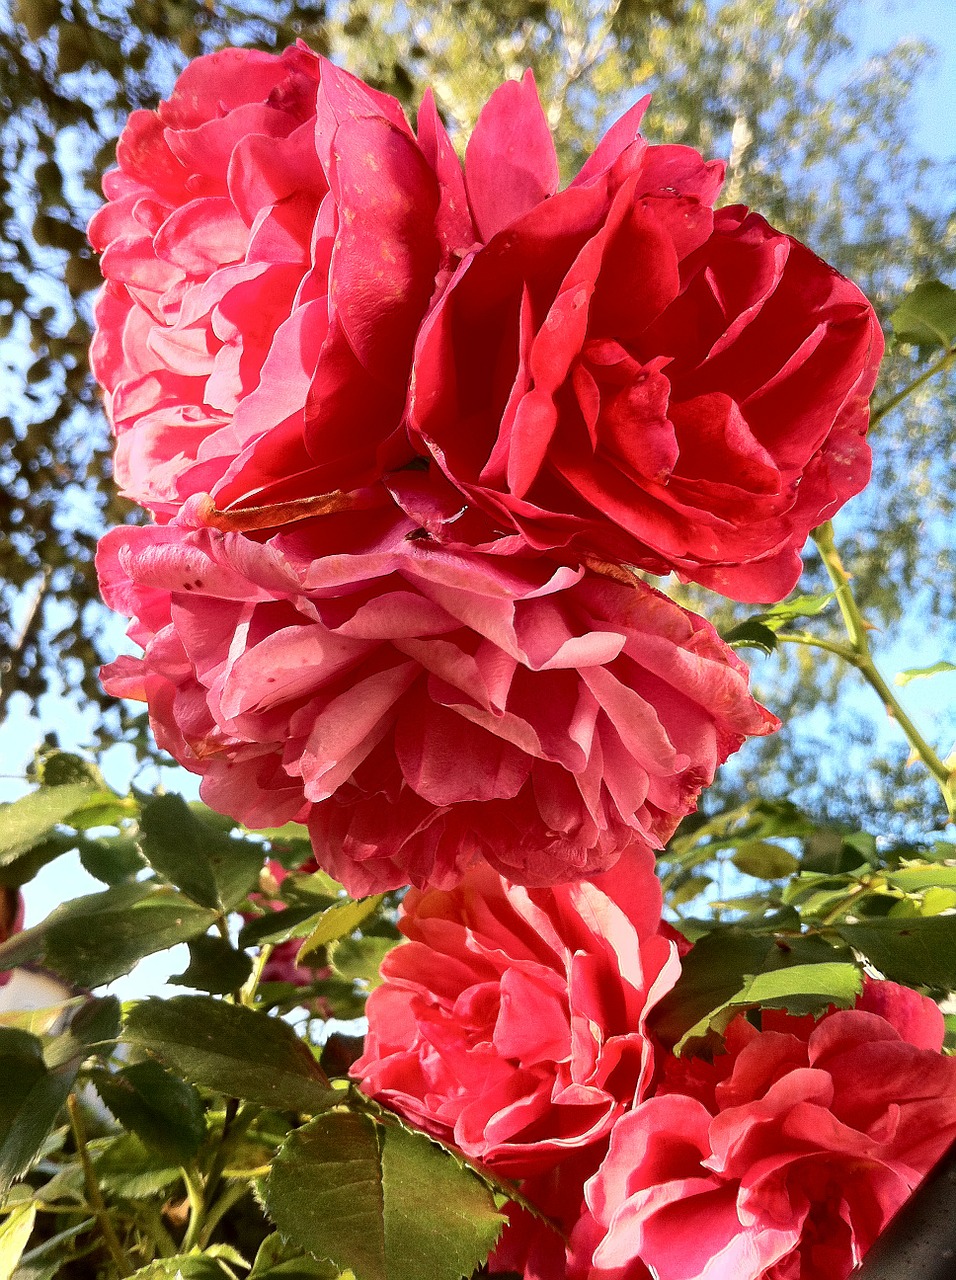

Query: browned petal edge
[193,490,360,532]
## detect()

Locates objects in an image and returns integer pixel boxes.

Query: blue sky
[2,0,955,1000]
[852,0,956,161]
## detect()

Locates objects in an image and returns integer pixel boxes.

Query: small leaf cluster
[656,797,956,1054]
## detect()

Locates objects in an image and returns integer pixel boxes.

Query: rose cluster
[89,42,943,1280]
[353,858,956,1280]
[90,44,883,892]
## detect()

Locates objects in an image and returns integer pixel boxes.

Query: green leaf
[894,661,956,686]
[0,833,77,890]
[668,874,713,907]
[128,1255,237,1280]
[886,865,956,893]
[720,618,778,655]
[93,1134,181,1199]
[721,595,836,653]
[891,280,956,351]
[94,1060,206,1164]
[833,915,956,989]
[649,926,853,1049]
[138,796,265,912]
[261,1112,504,1280]
[298,896,384,962]
[249,1234,339,1280]
[330,936,398,991]
[34,751,105,789]
[169,935,253,995]
[137,795,222,910]
[14,1216,96,1280]
[68,994,122,1053]
[920,887,956,916]
[0,1028,76,1199]
[122,996,335,1113]
[0,1200,36,1277]
[239,905,331,950]
[0,783,105,865]
[731,841,800,879]
[78,833,145,886]
[757,592,836,630]
[674,962,862,1054]
[3,881,218,988]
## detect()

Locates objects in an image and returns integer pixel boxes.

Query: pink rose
[407,84,883,603]
[88,44,467,519]
[351,853,680,1176]
[570,982,956,1280]
[95,503,776,895]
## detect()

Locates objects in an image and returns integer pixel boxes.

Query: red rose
[88,44,466,519]
[352,853,680,1176]
[407,84,883,602]
[96,503,776,895]
[568,982,956,1280]
[0,888,24,988]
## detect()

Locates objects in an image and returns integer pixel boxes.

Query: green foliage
[122,997,336,1113]
[138,795,265,912]
[0,881,218,988]
[94,1061,206,1165]
[0,1201,37,1277]
[890,280,956,354]
[298,896,385,962]
[262,1112,505,1280]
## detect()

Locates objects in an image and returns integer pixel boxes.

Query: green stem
[870,346,956,427]
[179,1165,206,1254]
[203,1101,259,1216]
[811,523,955,815]
[775,631,856,662]
[67,1094,134,1278]
[240,944,273,1008]
[818,881,877,927]
[198,1180,252,1249]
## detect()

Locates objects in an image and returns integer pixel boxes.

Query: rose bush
[96,503,776,895]
[351,852,680,1174]
[407,88,883,602]
[88,44,469,520]
[566,981,956,1280]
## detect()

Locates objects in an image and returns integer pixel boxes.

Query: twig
[67,1094,134,1277]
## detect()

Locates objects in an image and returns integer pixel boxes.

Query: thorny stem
[809,522,955,817]
[179,1165,206,1254]
[869,346,956,427]
[67,1094,134,1277]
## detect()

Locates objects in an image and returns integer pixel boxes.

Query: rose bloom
[565,981,956,1280]
[88,43,470,519]
[407,84,884,603]
[351,852,681,1176]
[96,500,776,895]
